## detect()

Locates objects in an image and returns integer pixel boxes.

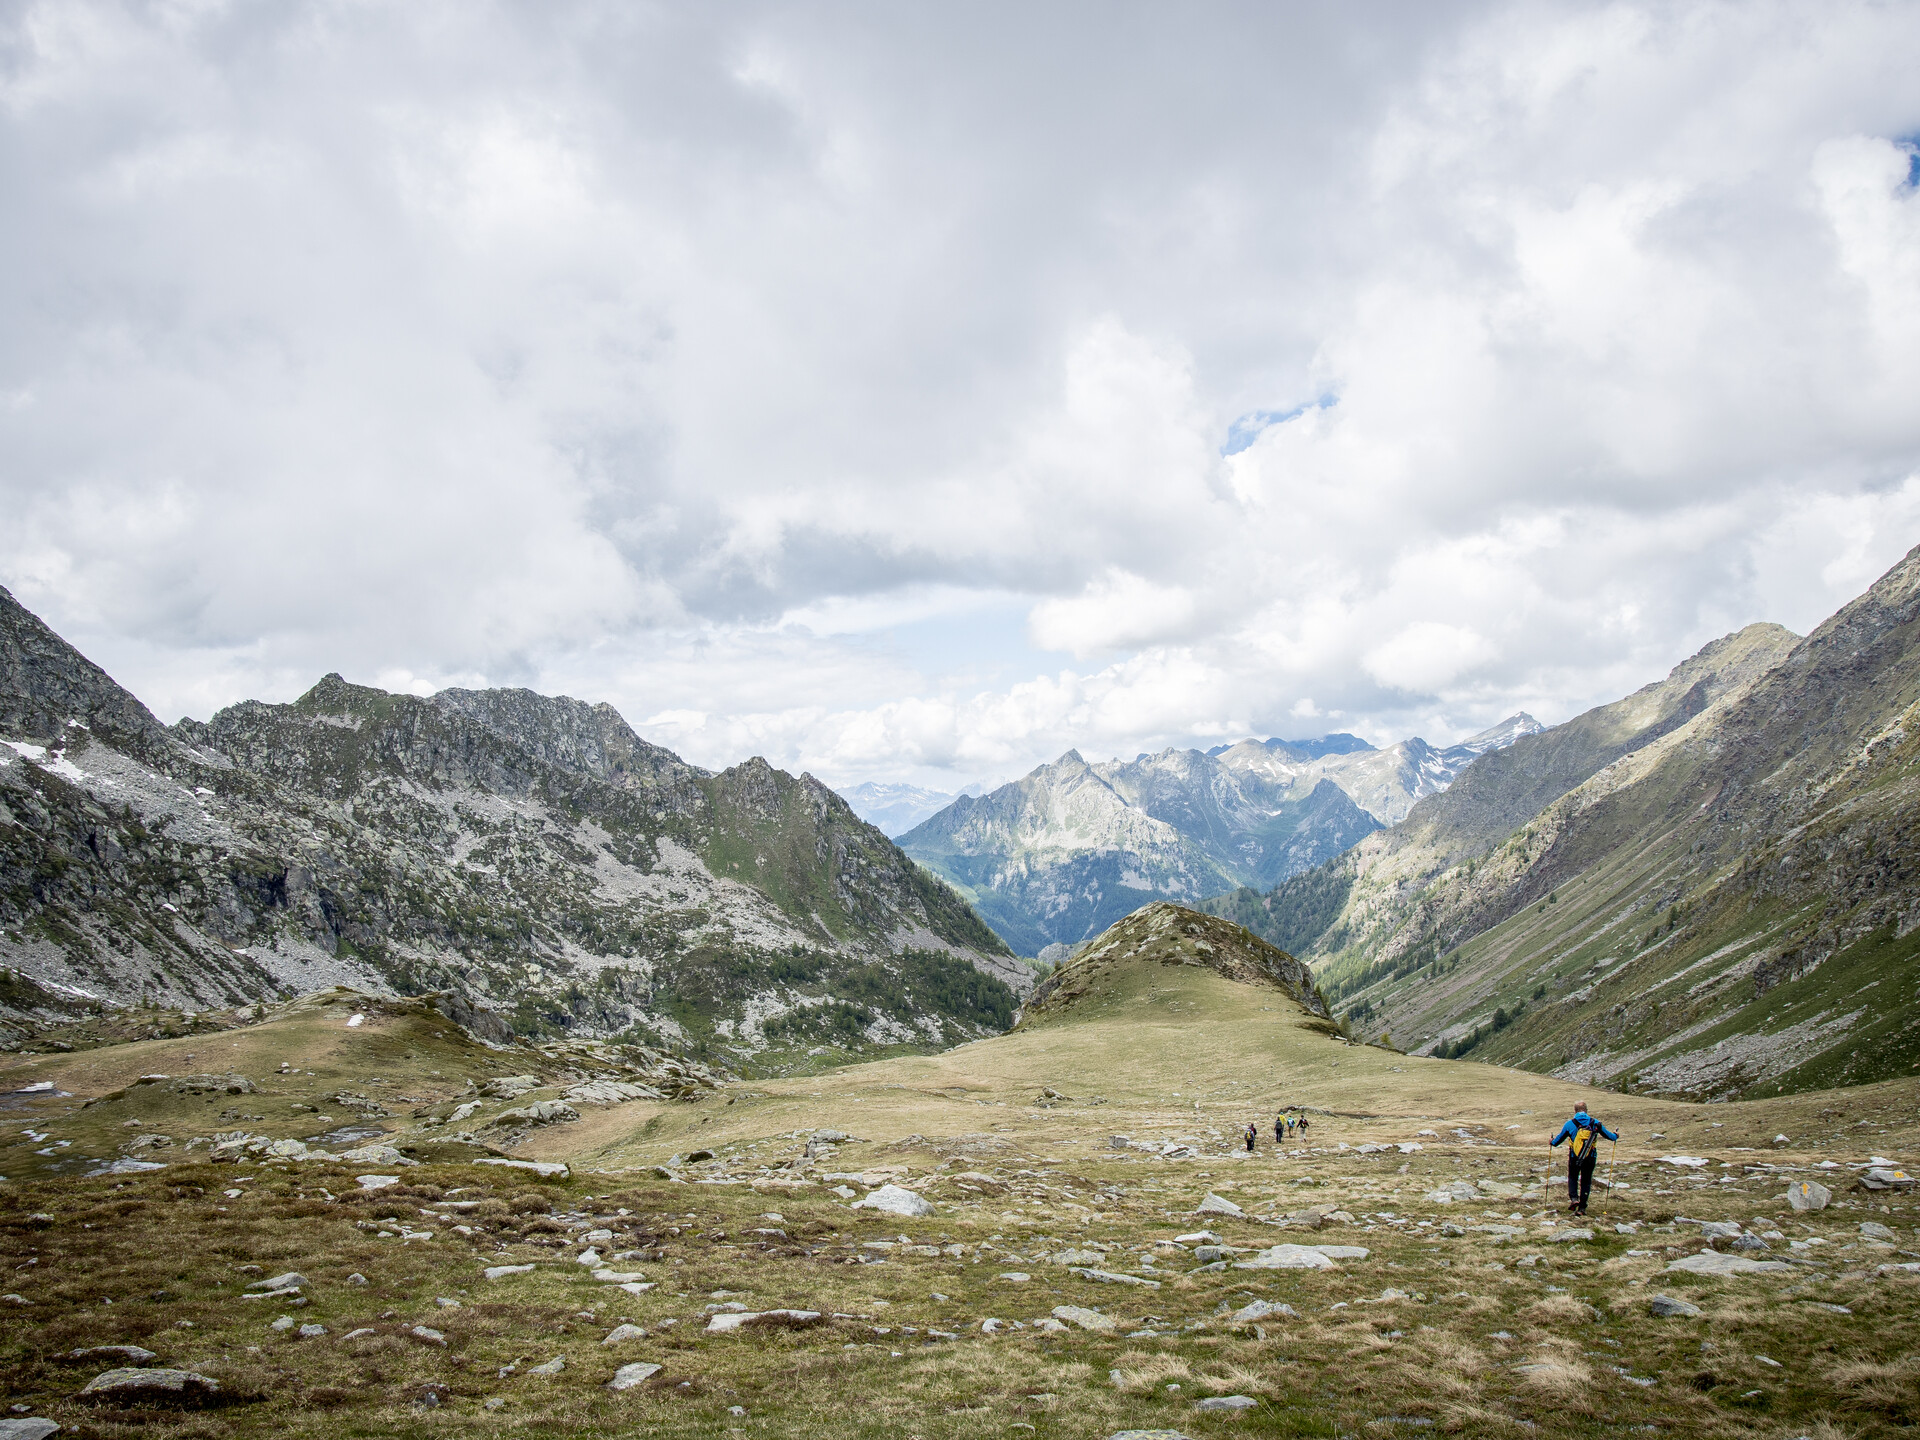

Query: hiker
[1550,1108,1619,1215]
[1245,1122,1257,1152]
[1274,1113,1285,1145]
[1297,1113,1310,1135]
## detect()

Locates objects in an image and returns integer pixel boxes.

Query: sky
[4,1,1920,793]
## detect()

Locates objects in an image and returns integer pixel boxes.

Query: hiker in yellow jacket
[1550,1109,1618,1216]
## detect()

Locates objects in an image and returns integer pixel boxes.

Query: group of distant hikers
[1238,1104,1618,1217]
[1243,1111,1310,1150]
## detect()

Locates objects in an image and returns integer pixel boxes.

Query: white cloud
[2,1,1918,792]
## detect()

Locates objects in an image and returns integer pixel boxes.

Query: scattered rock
[297,1324,327,1339]
[997,1272,1031,1283]
[1175,1231,1222,1245]
[1697,1221,1743,1240]
[526,1357,565,1376]
[410,1326,447,1345]
[347,1273,369,1286]
[707,1309,823,1333]
[356,1175,400,1191]
[1785,1180,1831,1212]
[602,1324,647,1345]
[481,1076,542,1099]
[1051,1305,1116,1333]
[1731,1234,1771,1252]
[1193,1193,1245,1218]
[1549,1229,1595,1243]
[1196,1396,1256,1412]
[77,1368,220,1405]
[1230,1299,1297,1324]
[851,1184,935,1218]
[1234,1244,1335,1271]
[1107,1432,1193,1440]
[607,1361,661,1391]
[484,1265,536,1280]
[489,1100,579,1128]
[1649,1295,1702,1317]
[1071,1268,1160,1288]
[0,1419,60,1440]
[245,1272,308,1293]
[1665,1252,1788,1276]
[1860,1221,1897,1241]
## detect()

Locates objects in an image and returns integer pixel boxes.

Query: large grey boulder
[1233,1244,1335,1270]
[77,1368,221,1404]
[1193,1193,1245,1218]
[851,1184,934,1218]
[62,1346,155,1365]
[1051,1305,1116,1333]
[1785,1179,1831,1211]
[607,1362,662,1391]
[1649,1294,1702,1317]
[1666,1252,1788,1276]
[0,1419,60,1440]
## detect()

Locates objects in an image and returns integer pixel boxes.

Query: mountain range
[896,714,1540,955]
[0,586,1024,1069]
[836,780,983,837]
[1207,542,1920,1101]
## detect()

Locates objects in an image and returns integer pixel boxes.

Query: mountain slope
[1241,549,1920,1101]
[0,587,1019,1068]
[900,716,1539,955]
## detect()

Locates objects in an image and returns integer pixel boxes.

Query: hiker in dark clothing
[1274,1114,1285,1145]
[1298,1114,1310,1135]
[1550,1108,1619,1215]
[1245,1122,1257,1152]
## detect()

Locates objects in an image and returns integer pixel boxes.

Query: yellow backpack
[1569,1121,1598,1158]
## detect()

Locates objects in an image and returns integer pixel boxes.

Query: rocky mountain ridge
[0,587,1021,1069]
[898,715,1538,955]
[1213,546,1920,1101]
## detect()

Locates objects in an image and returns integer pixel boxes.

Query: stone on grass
[526,1357,566,1376]
[1175,1231,1222,1245]
[1194,1193,1245,1219]
[1196,1395,1257,1412]
[602,1324,647,1345]
[606,1362,661,1391]
[77,1368,220,1405]
[706,1309,823,1333]
[1310,1245,1370,1260]
[297,1324,327,1339]
[484,1264,535,1280]
[1649,1295,1702,1317]
[1107,1432,1193,1440]
[1235,1245,1335,1270]
[1071,1268,1160,1288]
[1031,1317,1068,1333]
[1548,1229,1595,1243]
[245,1272,308,1292]
[1860,1221,1897,1241]
[411,1326,447,1345]
[1052,1305,1116,1333]
[63,1346,156,1365]
[356,1175,399,1191]
[575,1248,602,1268]
[1666,1252,1788,1276]
[1697,1221,1742,1240]
[1230,1299,1298,1324]
[851,1184,935,1218]
[997,1272,1031,1283]
[1785,1180,1831,1212]
[0,1420,60,1440]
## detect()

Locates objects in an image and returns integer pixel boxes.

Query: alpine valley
[1209,543,1920,1103]
[896,715,1540,955]
[0,586,1026,1070]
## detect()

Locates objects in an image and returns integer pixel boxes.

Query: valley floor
[1,976,1917,1438]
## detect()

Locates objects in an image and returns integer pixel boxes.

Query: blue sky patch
[1221,395,1337,456]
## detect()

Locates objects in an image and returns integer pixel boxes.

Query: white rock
[1174,1231,1221,1245]
[1785,1179,1832,1211]
[592,1270,648,1284]
[1666,1252,1789,1276]
[1310,1245,1370,1260]
[1658,1155,1710,1168]
[526,1356,565,1376]
[1234,1244,1336,1270]
[1193,1193,1245,1218]
[602,1324,647,1345]
[1230,1299,1298,1324]
[474,1158,569,1177]
[0,1419,61,1440]
[1197,1395,1257,1411]
[997,1272,1031,1283]
[706,1309,822,1333]
[1050,1305,1115,1333]
[356,1175,400,1190]
[576,1248,603,1268]
[851,1184,935,1218]
[606,1361,661,1391]
[1070,1268,1160,1288]
[483,1264,535,1280]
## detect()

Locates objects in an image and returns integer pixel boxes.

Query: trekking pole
[1601,1138,1618,1214]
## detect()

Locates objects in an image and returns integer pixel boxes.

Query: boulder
[602,1324,646,1345]
[526,1357,565,1376]
[1193,1193,1245,1219]
[1051,1305,1116,1333]
[77,1368,220,1405]
[1548,1229,1595,1243]
[245,1272,308,1293]
[1856,1167,1915,1191]
[1196,1396,1256,1412]
[851,1184,935,1218]
[1649,1295,1702,1317]
[1665,1252,1789,1276]
[356,1175,400,1191]
[1786,1180,1831,1211]
[0,1420,60,1440]
[1233,1244,1335,1271]
[1860,1221,1897,1241]
[607,1361,661,1391]
[1229,1299,1298,1324]
[1697,1221,1742,1240]
[706,1309,823,1333]
[1070,1268,1160,1288]
[482,1076,543,1099]
[1309,1245,1370,1260]
[488,1101,578,1128]
[483,1264,535,1280]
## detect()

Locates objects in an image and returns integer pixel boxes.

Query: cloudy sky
[4,2,1919,791]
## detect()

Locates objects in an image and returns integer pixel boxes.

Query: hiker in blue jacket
[1550,1109,1618,1216]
